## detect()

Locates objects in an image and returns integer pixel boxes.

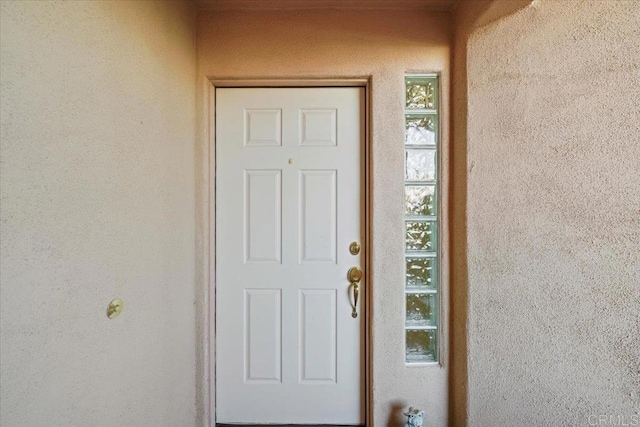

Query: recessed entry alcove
[3,1,638,427]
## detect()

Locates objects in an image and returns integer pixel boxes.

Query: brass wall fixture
[106,298,123,319]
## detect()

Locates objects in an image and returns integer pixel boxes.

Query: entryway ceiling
[197,0,458,12]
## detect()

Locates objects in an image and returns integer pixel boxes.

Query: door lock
[349,241,361,255]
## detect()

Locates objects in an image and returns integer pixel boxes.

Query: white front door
[216,87,365,424]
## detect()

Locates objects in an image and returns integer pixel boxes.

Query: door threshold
[217,424,363,427]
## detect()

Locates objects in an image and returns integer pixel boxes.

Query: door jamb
[206,77,373,426]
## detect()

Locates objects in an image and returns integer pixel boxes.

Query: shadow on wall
[386,401,407,427]
[449,1,533,426]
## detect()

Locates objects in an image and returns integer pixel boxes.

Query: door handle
[347,267,363,318]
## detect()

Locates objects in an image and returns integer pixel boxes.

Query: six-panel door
[216,88,365,424]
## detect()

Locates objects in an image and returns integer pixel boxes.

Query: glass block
[405,114,436,146]
[405,185,436,216]
[406,149,436,181]
[405,221,437,251]
[406,293,438,327]
[406,257,437,290]
[406,329,437,363]
[405,77,437,110]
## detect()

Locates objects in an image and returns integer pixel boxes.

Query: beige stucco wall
[0,1,197,426]
[455,0,640,424]
[196,10,451,426]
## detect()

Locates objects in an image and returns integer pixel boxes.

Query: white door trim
[206,78,372,426]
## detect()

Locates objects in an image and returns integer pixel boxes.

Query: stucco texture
[0,1,197,426]
[458,0,640,424]
[196,10,451,426]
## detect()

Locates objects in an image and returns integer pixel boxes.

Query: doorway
[215,86,367,424]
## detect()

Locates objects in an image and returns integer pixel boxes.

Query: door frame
[207,78,373,426]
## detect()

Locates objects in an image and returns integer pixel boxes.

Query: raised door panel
[245,289,282,383]
[299,290,337,384]
[244,109,282,147]
[244,170,282,263]
[299,170,337,264]
[299,109,337,146]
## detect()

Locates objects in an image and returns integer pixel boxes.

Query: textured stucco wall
[196,10,451,426]
[451,2,534,425]
[0,1,197,426]
[458,0,640,424]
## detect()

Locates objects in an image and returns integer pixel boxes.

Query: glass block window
[404,74,439,365]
